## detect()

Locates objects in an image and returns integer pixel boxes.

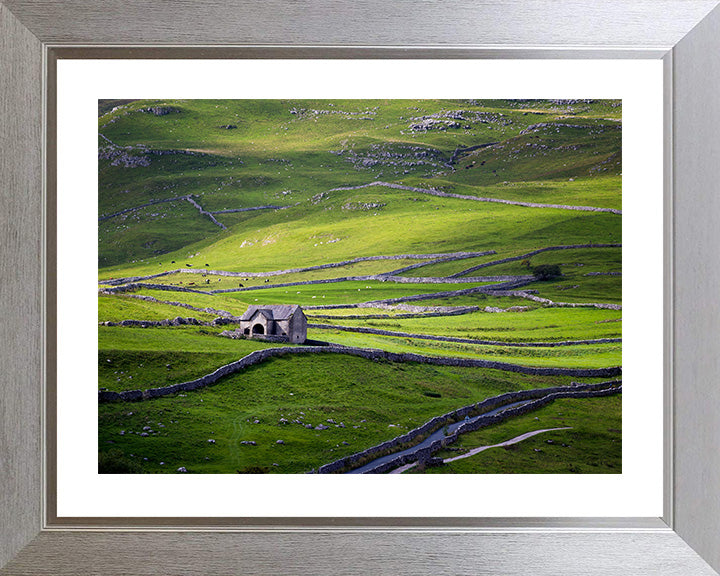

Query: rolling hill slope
[98,99,622,474]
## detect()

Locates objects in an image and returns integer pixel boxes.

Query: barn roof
[240,304,301,321]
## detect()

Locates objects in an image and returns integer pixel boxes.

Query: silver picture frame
[2,1,720,574]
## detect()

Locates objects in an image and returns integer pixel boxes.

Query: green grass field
[419,395,621,474]
[98,98,622,474]
[98,353,611,474]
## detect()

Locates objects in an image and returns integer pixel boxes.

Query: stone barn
[238,304,307,343]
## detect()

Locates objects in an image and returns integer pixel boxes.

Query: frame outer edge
[671,4,720,573]
[0,2,44,570]
[2,530,719,576]
[1,0,719,47]
[0,0,718,574]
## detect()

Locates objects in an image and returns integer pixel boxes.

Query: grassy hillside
[98,98,622,474]
[99,99,620,271]
[98,354,611,474]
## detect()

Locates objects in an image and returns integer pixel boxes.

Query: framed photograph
[2,1,720,574]
[67,61,651,517]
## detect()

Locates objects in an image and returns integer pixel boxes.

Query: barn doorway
[252,324,265,335]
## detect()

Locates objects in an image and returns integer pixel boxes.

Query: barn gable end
[237,305,307,343]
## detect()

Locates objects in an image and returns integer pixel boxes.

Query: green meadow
[98,353,611,474]
[419,395,622,474]
[98,99,622,474]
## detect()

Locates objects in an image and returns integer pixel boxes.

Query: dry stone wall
[101,283,213,295]
[449,243,622,278]
[493,290,622,310]
[101,316,241,328]
[380,274,533,284]
[382,250,496,275]
[360,280,533,306]
[104,293,235,317]
[211,274,530,295]
[210,205,284,214]
[329,181,622,215]
[98,195,189,222]
[306,305,479,320]
[98,345,621,403]
[100,250,497,286]
[315,381,621,474]
[101,317,207,327]
[307,323,621,348]
[185,196,227,230]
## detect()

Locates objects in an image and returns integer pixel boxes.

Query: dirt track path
[391,426,572,473]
